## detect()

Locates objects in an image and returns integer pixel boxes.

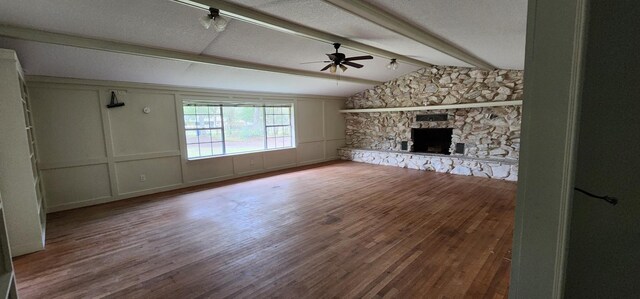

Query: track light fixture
[200,7,229,32]
[387,58,399,70]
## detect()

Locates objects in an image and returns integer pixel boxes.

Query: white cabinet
[0,49,46,257]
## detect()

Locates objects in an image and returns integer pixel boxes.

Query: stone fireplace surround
[340,66,523,181]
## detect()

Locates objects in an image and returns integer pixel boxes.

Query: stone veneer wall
[342,66,524,180]
[346,107,521,160]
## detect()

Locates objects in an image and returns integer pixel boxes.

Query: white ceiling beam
[324,0,496,70]
[171,0,432,68]
[0,24,382,86]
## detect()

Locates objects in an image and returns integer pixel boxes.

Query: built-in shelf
[1,48,46,258]
[339,100,523,113]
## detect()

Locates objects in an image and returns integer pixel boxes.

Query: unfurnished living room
[0,0,638,298]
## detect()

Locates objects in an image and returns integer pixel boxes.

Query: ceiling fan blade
[300,61,332,64]
[344,55,373,61]
[342,61,364,68]
[320,64,333,71]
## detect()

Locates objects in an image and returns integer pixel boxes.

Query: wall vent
[416,114,448,122]
[455,143,465,154]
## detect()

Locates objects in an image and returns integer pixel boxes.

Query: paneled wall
[28,78,346,212]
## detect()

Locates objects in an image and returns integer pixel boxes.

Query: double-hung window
[183,101,294,159]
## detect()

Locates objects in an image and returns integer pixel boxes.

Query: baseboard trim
[11,240,45,257]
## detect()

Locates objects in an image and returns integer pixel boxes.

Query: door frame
[509,0,589,297]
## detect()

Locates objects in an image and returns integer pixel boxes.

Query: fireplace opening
[411,128,453,155]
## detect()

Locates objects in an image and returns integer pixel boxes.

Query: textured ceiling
[365,0,528,69]
[0,0,220,53]
[200,20,418,81]
[228,0,474,67]
[2,37,371,96]
[0,0,527,97]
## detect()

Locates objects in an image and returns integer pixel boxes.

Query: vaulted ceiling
[0,0,527,97]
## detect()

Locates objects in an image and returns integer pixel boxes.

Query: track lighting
[200,7,229,32]
[387,58,399,70]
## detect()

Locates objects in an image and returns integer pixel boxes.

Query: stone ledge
[339,148,518,181]
[340,148,518,164]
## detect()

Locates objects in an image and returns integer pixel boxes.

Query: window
[183,101,294,159]
[265,106,293,149]
[183,104,224,158]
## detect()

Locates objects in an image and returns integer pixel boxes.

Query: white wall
[28,77,346,212]
[564,1,640,297]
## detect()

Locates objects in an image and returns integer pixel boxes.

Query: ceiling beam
[324,0,496,70]
[0,24,382,86]
[171,0,432,68]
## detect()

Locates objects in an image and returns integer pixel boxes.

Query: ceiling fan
[303,43,373,73]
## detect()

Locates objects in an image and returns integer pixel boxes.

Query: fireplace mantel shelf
[339,100,523,113]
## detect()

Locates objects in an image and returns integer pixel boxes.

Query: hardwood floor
[13,161,516,298]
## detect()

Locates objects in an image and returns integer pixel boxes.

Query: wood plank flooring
[13,161,516,298]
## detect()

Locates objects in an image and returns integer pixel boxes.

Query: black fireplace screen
[411,128,453,155]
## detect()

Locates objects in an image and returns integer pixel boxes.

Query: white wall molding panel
[27,77,346,212]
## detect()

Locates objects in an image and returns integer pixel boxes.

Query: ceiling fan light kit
[387,58,399,70]
[212,16,229,32]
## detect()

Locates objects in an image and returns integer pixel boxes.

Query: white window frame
[183,103,225,158]
[182,99,296,160]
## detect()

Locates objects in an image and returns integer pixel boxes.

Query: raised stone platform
[338,148,518,181]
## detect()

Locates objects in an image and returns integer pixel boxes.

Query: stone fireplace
[411,128,453,155]
[339,66,524,181]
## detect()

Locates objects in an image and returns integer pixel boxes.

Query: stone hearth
[339,148,518,181]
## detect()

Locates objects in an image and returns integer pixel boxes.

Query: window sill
[186,146,297,161]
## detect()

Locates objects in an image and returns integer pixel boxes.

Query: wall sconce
[107,91,125,108]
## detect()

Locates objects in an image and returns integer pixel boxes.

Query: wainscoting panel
[28,78,346,212]
[41,164,112,208]
[115,156,183,195]
[29,87,106,163]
